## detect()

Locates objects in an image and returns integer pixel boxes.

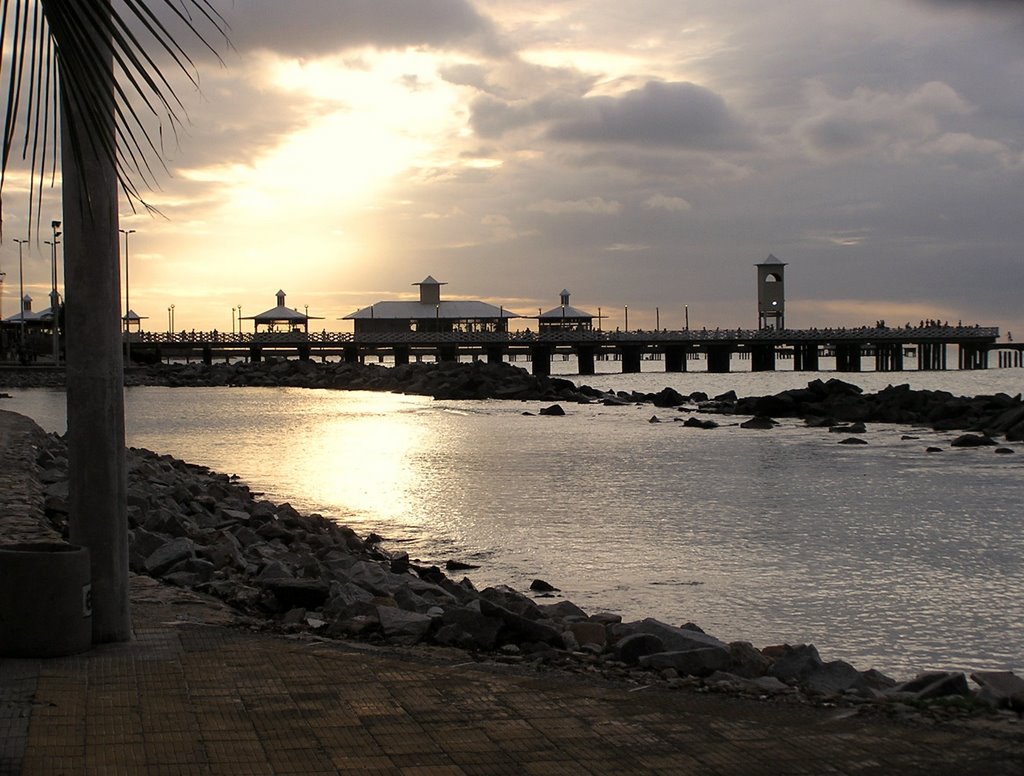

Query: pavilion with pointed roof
[241,290,323,334]
[345,276,521,334]
[538,289,595,332]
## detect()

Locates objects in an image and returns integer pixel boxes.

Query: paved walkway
[2,409,1023,775]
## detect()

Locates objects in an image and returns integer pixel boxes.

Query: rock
[950,433,998,447]
[478,598,561,646]
[802,660,865,696]
[569,621,607,649]
[617,618,729,653]
[433,606,503,651]
[144,537,196,577]
[376,606,433,645]
[682,417,718,430]
[539,600,589,620]
[890,671,970,700]
[639,647,732,677]
[539,404,566,416]
[838,437,868,445]
[648,415,661,423]
[970,671,1024,711]
[768,644,823,683]
[829,422,866,434]
[740,416,776,430]
[926,446,944,453]
[614,633,665,666]
[530,578,559,593]
[260,578,331,610]
[445,559,480,571]
[728,641,772,679]
[994,447,1014,455]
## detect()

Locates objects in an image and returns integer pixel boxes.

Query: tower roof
[757,254,787,266]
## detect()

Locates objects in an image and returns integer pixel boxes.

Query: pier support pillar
[620,345,642,374]
[835,343,861,372]
[439,346,458,363]
[202,346,213,366]
[918,343,947,371]
[486,346,505,365]
[706,345,731,373]
[530,345,552,376]
[959,345,987,370]
[750,345,776,372]
[249,345,262,363]
[393,346,410,366]
[874,343,903,371]
[298,344,311,362]
[794,344,819,372]
[343,345,359,364]
[576,346,596,376]
[664,345,688,373]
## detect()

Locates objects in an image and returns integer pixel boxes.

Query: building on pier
[538,290,595,332]
[344,276,521,335]
[242,290,322,334]
[756,254,786,331]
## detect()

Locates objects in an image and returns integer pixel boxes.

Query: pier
[123,325,1003,376]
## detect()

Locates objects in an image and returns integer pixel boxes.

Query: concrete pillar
[665,345,688,373]
[576,345,595,376]
[835,343,861,372]
[530,344,551,376]
[343,345,358,364]
[439,346,458,363]
[249,345,263,363]
[485,346,504,365]
[706,345,731,373]
[393,346,410,366]
[794,343,819,372]
[621,345,642,373]
[202,345,213,365]
[751,345,776,372]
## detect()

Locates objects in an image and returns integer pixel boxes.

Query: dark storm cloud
[226,0,506,57]
[546,81,752,150]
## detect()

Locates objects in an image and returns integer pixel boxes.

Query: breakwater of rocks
[25,428,1023,722]
[2,359,1023,441]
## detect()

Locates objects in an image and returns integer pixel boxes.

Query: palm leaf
[0,0,230,236]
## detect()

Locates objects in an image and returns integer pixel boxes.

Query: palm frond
[0,0,230,236]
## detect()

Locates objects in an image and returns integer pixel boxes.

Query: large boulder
[639,647,732,677]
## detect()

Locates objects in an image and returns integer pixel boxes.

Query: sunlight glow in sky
[1,1,1021,339]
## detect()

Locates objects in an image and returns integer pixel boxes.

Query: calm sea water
[4,356,1023,679]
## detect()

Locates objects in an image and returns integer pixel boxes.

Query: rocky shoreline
[20,423,1022,725]
[3,358,1024,441]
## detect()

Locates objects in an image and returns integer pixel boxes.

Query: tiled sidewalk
[2,612,1022,776]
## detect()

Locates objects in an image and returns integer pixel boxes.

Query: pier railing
[131,325,1000,347]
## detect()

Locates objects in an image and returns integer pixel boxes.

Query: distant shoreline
[2,359,1023,441]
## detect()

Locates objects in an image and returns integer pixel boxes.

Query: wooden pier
[124,325,1006,376]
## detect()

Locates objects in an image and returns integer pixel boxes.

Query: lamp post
[656,307,660,331]
[231,306,236,334]
[168,306,172,334]
[624,305,629,332]
[119,228,136,367]
[13,238,28,347]
[45,220,61,364]
[685,304,689,331]
[598,306,602,333]
[170,304,175,332]
[237,304,241,334]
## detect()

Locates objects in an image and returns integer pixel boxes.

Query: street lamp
[624,305,629,332]
[684,304,689,331]
[13,238,29,347]
[119,228,136,366]
[170,303,175,332]
[168,306,172,333]
[45,220,61,364]
[231,306,236,334]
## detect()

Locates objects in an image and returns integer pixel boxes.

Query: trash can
[0,542,92,658]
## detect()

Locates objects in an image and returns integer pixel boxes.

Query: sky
[2,0,1023,337]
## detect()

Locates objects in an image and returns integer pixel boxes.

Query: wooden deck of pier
[111,325,1007,376]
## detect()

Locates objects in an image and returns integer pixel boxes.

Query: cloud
[796,80,974,159]
[547,81,752,150]
[226,0,506,57]
[527,197,622,215]
[644,194,692,212]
